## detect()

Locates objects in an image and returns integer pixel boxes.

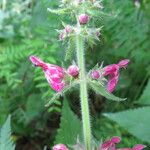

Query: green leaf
[104,107,150,143]
[47,8,69,15]
[54,99,82,145]
[88,80,126,102]
[138,80,150,105]
[0,116,15,150]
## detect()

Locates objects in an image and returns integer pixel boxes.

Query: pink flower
[59,32,65,41]
[53,144,69,150]
[78,14,89,25]
[100,136,121,150]
[100,137,146,150]
[59,25,72,41]
[67,65,79,77]
[117,144,146,150]
[29,55,65,92]
[91,70,100,79]
[103,59,130,92]
[64,25,72,34]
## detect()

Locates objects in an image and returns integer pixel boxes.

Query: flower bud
[65,25,72,34]
[59,32,65,41]
[96,31,101,37]
[78,14,89,25]
[53,144,69,150]
[67,65,79,77]
[91,70,100,79]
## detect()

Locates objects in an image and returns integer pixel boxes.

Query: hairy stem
[2,0,6,10]
[76,32,91,150]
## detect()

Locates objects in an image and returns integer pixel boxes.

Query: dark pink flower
[67,65,79,77]
[100,136,121,150]
[78,14,89,25]
[53,144,69,150]
[117,144,146,150]
[100,137,146,150]
[29,55,65,92]
[91,70,100,79]
[103,59,130,92]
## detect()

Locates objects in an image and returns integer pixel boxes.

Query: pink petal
[101,140,112,149]
[107,74,119,92]
[103,64,119,76]
[50,81,65,92]
[29,55,48,70]
[53,144,69,150]
[118,59,130,69]
[132,144,146,150]
[111,136,121,144]
[117,148,131,150]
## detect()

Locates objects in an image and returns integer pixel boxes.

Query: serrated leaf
[89,80,126,101]
[54,99,82,145]
[138,80,150,105]
[103,107,150,143]
[0,116,15,150]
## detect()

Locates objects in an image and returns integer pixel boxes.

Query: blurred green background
[0,0,150,150]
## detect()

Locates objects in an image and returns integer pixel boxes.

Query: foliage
[55,99,82,146]
[103,107,150,144]
[0,116,15,150]
[88,80,126,102]
[138,80,150,105]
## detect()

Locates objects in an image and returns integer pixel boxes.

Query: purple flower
[78,14,89,25]
[29,55,65,92]
[103,59,130,92]
[53,144,69,150]
[67,65,79,77]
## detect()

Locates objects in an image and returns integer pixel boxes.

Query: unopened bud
[67,65,79,77]
[91,70,100,79]
[65,25,72,34]
[59,32,65,41]
[78,14,89,25]
[53,144,69,150]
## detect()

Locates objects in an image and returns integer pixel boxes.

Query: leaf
[138,80,150,105]
[0,116,15,150]
[104,107,150,143]
[54,99,82,145]
[89,80,126,101]
[47,8,68,15]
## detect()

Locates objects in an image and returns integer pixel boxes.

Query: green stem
[2,0,6,11]
[76,32,91,150]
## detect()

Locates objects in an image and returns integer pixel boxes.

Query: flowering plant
[29,0,146,150]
